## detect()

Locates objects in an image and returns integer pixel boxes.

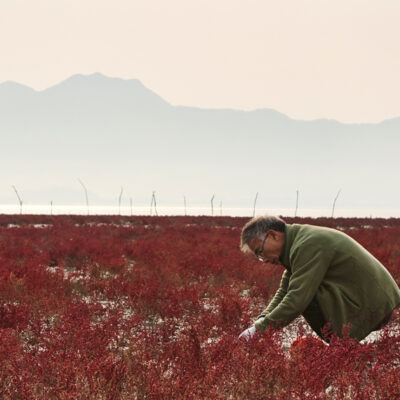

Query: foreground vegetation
[1,215,400,399]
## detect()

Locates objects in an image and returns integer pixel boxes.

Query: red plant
[0,215,399,399]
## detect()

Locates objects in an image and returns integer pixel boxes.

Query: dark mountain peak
[0,80,36,95]
[249,107,292,121]
[0,81,37,106]
[42,72,139,92]
[51,72,138,85]
[379,115,400,126]
[0,80,34,89]
[40,72,170,107]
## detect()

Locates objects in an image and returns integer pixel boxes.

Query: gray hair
[240,215,286,251]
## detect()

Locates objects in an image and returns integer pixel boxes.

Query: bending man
[239,216,400,342]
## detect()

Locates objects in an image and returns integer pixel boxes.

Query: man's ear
[269,230,284,241]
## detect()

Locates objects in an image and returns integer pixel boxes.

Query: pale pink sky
[1,0,399,123]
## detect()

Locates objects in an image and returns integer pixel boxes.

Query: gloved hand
[238,317,264,341]
[238,325,257,341]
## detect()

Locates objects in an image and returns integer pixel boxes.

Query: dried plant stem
[253,192,259,217]
[118,187,123,215]
[150,191,158,216]
[331,189,341,218]
[78,179,89,215]
[11,185,23,214]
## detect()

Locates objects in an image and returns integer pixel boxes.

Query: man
[239,216,400,342]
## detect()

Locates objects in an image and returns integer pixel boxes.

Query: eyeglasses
[255,232,269,261]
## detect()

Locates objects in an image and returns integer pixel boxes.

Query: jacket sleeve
[255,243,333,331]
[257,270,291,318]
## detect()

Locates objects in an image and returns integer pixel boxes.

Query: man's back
[262,224,400,340]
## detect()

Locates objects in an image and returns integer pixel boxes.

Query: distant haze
[1,1,399,123]
[1,73,399,213]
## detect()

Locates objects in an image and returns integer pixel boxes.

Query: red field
[1,215,400,399]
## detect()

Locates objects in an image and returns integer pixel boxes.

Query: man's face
[248,230,285,265]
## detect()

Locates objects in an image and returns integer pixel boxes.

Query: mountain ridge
[2,72,398,125]
[0,72,399,208]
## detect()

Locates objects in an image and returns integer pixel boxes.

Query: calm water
[1,204,400,218]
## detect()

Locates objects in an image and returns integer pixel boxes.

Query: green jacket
[254,224,400,341]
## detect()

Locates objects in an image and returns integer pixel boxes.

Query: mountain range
[1,73,399,211]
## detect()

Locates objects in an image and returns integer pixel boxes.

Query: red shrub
[0,215,399,399]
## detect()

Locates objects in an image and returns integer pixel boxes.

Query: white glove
[238,325,257,341]
[238,317,265,341]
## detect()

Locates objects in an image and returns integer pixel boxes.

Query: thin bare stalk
[150,194,154,215]
[295,190,299,218]
[118,187,124,215]
[150,191,158,216]
[253,192,259,217]
[183,195,187,216]
[50,200,53,216]
[78,179,89,215]
[12,185,23,214]
[331,189,341,218]
[211,194,215,216]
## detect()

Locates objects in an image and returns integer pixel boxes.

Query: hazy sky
[1,0,399,123]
